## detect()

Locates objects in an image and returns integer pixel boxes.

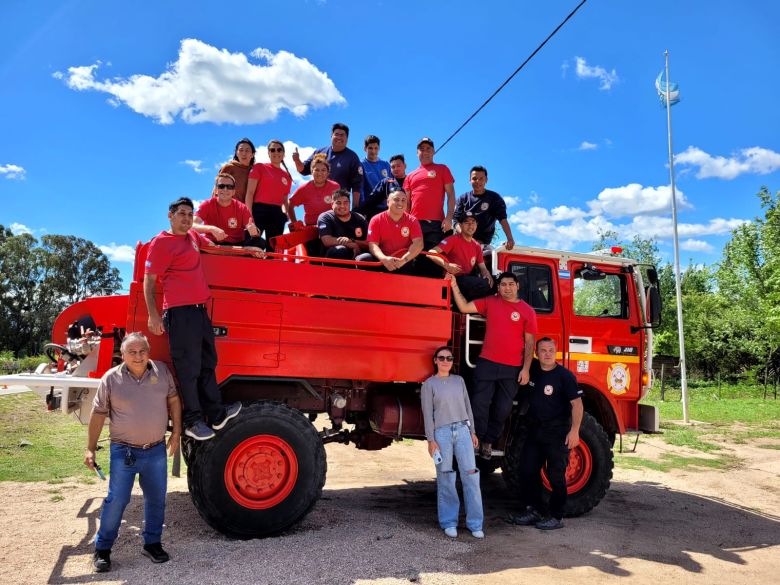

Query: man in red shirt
[428,214,493,300]
[355,190,423,275]
[449,271,537,459]
[193,174,267,251]
[143,197,242,441]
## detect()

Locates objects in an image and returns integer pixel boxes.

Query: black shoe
[184,420,216,441]
[93,549,111,572]
[142,542,170,563]
[535,517,564,530]
[212,402,242,431]
[507,507,542,526]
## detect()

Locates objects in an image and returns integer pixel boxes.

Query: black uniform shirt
[317,210,368,244]
[453,189,508,245]
[526,359,582,424]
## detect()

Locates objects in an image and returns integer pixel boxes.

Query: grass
[615,452,738,472]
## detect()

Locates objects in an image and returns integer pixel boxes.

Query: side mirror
[646,267,659,286]
[646,285,662,327]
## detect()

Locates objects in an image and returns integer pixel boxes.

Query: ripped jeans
[434,421,484,531]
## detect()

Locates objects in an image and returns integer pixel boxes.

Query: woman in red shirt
[288,154,341,226]
[218,138,255,203]
[245,139,293,242]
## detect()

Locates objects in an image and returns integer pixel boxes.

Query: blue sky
[1,0,778,289]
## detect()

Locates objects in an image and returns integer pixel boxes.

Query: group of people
[81,122,584,571]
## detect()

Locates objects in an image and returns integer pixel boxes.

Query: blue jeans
[95,442,168,550]
[434,421,484,532]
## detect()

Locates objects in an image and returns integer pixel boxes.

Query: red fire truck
[1,240,661,539]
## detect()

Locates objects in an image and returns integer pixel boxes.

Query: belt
[168,303,207,310]
[111,438,165,450]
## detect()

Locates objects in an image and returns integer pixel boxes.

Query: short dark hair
[233,138,256,166]
[169,197,194,213]
[332,123,349,137]
[364,135,380,147]
[332,188,350,202]
[215,173,235,186]
[470,165,488,178]
[389,154,405,164]
[387,189,406,200]
[536,336,555,350]
[497,271,518,285]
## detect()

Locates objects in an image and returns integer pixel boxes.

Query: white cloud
[503,196,520,208]
[588,183,689,218]
[0,164,26,180]
[10,222,32,235]
[578,141,598,151]
[674,146,780,180]
[99,243,136,263]
[574,57,618,90]
[529,191,540,204]
[680,239,715,253]
[181,159,204,173]
[57,38,346,125]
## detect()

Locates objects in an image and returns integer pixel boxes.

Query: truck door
[566,262,639,400]
[211,297,282,368]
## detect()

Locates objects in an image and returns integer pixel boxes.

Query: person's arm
[427,246,461,274]
[166,393,182,457]
[84,410,107,470]
[368,241,398,271]
[442,182,456,232]
[476,261,493,287]
[518,332,535,385]
[401,237,424,263]
[500,218,515,250]
[143,274,164,335]
[192,219,227,242]
[447,273,479,313]
[245,177,258,209]
[566,398,584,449]
[420,380,439,457]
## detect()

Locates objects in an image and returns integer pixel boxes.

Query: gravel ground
[0,434,778,585]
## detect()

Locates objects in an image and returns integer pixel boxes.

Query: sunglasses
[216,184,235,190]
[268,147,284,153]
[436,355,454,362]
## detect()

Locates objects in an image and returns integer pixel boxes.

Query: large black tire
[187,401,327,538]
[475,457,501,475]
[503,411,613,517]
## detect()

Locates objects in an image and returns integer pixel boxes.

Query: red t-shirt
[367,211,423,256]
[145,230,212,310]
[196,198,253,244]
[289,179,341,225]
[436,234,483,274]
[472,295,538,367]
[248,163,292,206]
[403,163,455,221]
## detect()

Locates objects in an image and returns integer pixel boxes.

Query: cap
[417,137,434,149]
[462,212,477,222]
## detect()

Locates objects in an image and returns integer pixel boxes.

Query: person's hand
[471,433,479,449]
[245,246,266,259]
[212,227,227,242]
[443,272,454,283]
[336,236,351,245]
[247,223,260,237]
[381,257,401,271]
[518,367,530,385]
[292,147,301,164]
[484,273,494,287]
[442,217,453,232]
[565,429,580,449]
[427,440,440,457]
[84,449,96,470]
[148,314,165,336]
[167,431,181,457]
[445,262,463,275]
[505,237,515,250]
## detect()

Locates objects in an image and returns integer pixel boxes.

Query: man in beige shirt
[84,332,181,573]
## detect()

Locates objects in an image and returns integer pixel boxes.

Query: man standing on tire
[84,332,181,572]
[509,337,583,530]
[144,197,242,441]
[448,271,537,459]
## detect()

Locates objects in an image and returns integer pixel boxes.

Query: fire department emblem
[325,195,332,204]
[355,227,363,238]
[282,177,288,185]
[543,385,554,396]
[401,226,410,237]
[510,311,520,322]
[427,170,437,178]
[470,257,476,266]
[228,217,238,229]
[480,202,489,210]
[607,363,630,395]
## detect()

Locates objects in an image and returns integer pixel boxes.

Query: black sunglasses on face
[436,355,454,362]
[216,184,235,190]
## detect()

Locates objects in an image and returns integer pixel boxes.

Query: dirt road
[0,433,778,585]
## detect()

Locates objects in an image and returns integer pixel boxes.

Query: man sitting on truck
[355,190,423,275]
[427,213,493,301]
[193,173,267,251]
[143,197,242,441]
[448,271,537,459]
[509,337,583,530]
[318,189,369,261]
[84,332,181,572]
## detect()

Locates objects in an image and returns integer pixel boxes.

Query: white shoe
[471,530,485,539]
[444,527,458,538]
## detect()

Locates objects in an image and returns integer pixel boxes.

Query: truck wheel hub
[224,435,298,509]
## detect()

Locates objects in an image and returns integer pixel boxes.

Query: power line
[436,0,589,154]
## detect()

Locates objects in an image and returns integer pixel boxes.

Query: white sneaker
[471,530,485,539]
[444,527,458,538]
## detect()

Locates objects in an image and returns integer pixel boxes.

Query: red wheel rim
[541,440,593,494]
[224,435,298,510]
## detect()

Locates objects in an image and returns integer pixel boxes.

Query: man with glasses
[193,174,267,251]
[144,197,243,442]
[448,271,537,459]
[293,122,363,208]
